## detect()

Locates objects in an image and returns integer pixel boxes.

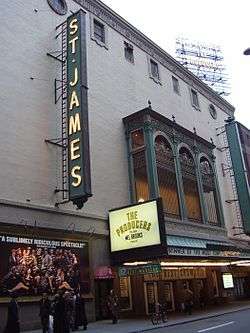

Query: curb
[129,306,250,333]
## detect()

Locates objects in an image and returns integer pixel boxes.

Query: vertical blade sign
[67,10,92,209]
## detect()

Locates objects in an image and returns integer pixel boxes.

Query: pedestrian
[4,292,20,333]
[199,285,206,309]
[107,289,119,324]
[183,285,193,315]
[74,293,88,330]
[64,291,74,333]
[53,291,66,333]
[39,293,51,333]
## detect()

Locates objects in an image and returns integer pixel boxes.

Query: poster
[0,234,89,297]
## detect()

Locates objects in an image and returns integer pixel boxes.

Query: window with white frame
[172,76,180,94]
[190,88,200,109]
[124,41,134,63]
[90,16,108,49]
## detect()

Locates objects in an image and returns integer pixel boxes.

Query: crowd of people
[1,247,82,296]
[4,290,88,333]
[4,289,120,333]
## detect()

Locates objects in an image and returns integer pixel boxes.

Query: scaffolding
[176,37,230,96]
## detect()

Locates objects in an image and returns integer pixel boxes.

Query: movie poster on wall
[0,234,90,297]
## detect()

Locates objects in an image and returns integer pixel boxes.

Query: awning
[166,235,231,249]
[94,266,116,279]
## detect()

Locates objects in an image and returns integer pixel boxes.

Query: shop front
[108,199,250,318]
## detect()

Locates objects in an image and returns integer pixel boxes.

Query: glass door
[144,282,158,314]
[162,282,175,311]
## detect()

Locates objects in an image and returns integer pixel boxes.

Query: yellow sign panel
[109,200,161,252]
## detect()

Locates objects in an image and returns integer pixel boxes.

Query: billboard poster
[0,234,89,297]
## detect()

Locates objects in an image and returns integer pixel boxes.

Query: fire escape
[45,20,69,206]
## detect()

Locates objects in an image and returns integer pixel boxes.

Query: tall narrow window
[94,19,105,43]
[179,147,202,222]
[155,136,180,218]
[131,130,149,202]
[172,76,180,94]
[200,157,220,225]
[190,88,200,109]
[124,42,134,63]
[150,59,160,80]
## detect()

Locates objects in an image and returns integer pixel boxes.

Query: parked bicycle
[150,302,168,325]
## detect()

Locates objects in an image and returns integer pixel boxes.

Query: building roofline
[74,0,235,116]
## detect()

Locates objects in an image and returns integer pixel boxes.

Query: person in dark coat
[39,293,51,333]
[53,291,66,333]
[107,289,119,324]
[74,293,88,330]
[4,292,20,333]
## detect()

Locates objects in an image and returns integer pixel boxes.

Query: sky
[101,0,250,128]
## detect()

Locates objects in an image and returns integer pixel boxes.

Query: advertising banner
[0,234,89,297]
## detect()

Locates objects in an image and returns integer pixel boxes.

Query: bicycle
[150,303,168,325]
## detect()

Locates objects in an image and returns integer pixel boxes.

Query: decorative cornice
[73,0,235,117]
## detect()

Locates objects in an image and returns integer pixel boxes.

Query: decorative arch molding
[153,131,175,152]
[176,142,196,161]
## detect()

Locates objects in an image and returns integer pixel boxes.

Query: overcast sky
[101,0,250,128]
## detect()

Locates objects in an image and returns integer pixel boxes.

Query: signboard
[144,267,206,281]
[0,234,89,297]
[226,121,250,234]
[109,199,163,252]
[222,273,234,289]
[118,264,161,277]
[67,10,92,209]
[168,246,250,259]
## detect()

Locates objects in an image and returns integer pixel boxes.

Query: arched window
[155,136,180,218]
[179,147,202,222]
[200,157,220,225]
[131,129,149,202]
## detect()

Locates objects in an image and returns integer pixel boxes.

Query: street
[154,309,250,333]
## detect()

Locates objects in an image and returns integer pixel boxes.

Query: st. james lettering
[67,10,92,208]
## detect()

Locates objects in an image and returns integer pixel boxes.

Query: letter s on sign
[71,166,82,187]
[69,18,78,35]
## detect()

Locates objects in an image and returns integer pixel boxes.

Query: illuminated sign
[67,10,92,208]
[109,200,163,252]
[222,273,234,289]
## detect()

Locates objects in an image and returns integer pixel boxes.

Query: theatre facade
[1,0,250,329]
[106,108,250,317]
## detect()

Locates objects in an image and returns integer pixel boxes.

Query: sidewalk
[23,300,250,333]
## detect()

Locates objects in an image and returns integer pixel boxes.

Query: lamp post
[243,48,250,55]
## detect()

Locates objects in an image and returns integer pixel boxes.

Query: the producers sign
[67,10,92,208]
[109,200,162,252]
